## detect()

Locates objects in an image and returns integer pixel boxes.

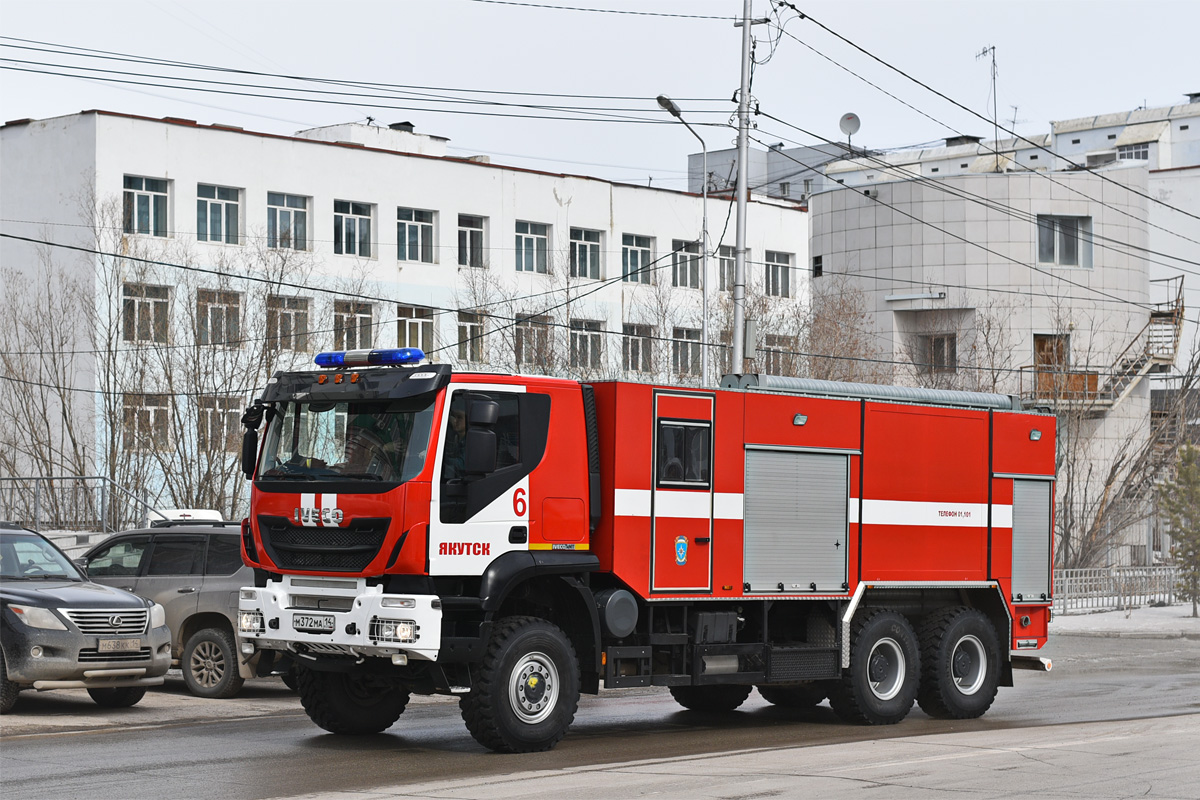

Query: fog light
[239,610,265,634]
[240,642,255,655]
[369,617,416,643]
[30,645,43,658]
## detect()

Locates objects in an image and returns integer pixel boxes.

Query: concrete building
[803,96,1198,566]
[0,110,809,518]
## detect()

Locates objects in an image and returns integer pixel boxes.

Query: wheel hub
[866,637,905,701]
[950,634,987,695]
[509,651,559,724]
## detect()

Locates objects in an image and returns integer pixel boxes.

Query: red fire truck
[236,348,1054,753]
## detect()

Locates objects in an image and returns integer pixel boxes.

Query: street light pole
[657,94,710,386]
[731,0,754,372]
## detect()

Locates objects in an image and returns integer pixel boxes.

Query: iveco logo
[294,507,345,526]
[108,615,124,627]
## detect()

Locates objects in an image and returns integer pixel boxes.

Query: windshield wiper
[258,471,316,481]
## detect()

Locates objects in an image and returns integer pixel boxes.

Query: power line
[779,3,1200,228]
[463,0,736,19]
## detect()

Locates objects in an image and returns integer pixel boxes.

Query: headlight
[9,605,68,630]
[239,610,264,634]
[150,603,166,628]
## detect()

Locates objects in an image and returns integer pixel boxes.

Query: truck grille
[78,647,152,663]
[258,516,391,572]
[64,609,148,636]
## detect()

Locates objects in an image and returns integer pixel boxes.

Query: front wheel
[88,686,147,708]
[1,651,21,714]
[460,616,580,753]
[830,609,920,725]
[917,607,1001,719]
[295,667,410,734]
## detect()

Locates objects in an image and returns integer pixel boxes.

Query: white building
[0,110,808,518]
[802,95,1199,567]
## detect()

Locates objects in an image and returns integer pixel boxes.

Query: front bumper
[4,624,172,689]
[238,575,443,665]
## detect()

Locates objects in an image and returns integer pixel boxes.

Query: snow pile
[1050,603,1200,637]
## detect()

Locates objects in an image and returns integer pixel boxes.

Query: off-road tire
[0,651,20,714]
[916,607,1001,719]
[669,684,753,712]
[830,608,920,725]
[295,666,410,734]
[182,627,245,699]
[88,686,147,708]
[757,682,827,708]
[459,615,580,753]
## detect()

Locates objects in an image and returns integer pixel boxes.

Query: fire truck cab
[237,349,1055,753]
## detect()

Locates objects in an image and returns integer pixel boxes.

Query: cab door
[650,391,714,593]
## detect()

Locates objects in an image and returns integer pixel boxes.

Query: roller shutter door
[1012,479,1052,602]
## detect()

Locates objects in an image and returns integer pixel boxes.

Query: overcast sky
[1,0,1196,188]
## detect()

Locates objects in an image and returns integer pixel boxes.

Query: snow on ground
[1051,602,1200,637]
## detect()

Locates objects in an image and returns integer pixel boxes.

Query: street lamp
[657,94,710,386]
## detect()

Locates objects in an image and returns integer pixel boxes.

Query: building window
[570,228,601,280]
[515,221,549,273]
[398,305,434,353]
[1107,133,1117,140]
[1028,155,1038,161]
[334,200,372,257]
[1037,215,1092,267]
[123,393,170,451]
[267,193,308,250]
[717,245,738,292]
[334,301,372,350]
[1117,142,1149,160]
[930,167,939,173]
[197,396,241,454]
[457,312,483,363]
[570,320,603,369]
[765,251,792,297]
[672,327,701,378]
[197,184,239,244]
[623,324,653,373]
[458,215,485,267]
[196,289,240,347]
[122,283,170,344]
[266,295,309,351]
[812,255,823,278]
[1071,138,1080,144]
[960,163,968,168]
[920,333,957,374]
[123,176,168,237]
[622,234,653,284]
[672,239,701,289]
[514,315,551,367]
[761,334,797,375]
[779,182,790,197]
[397,208,435,263]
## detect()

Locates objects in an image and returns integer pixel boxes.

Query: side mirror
[73,557,89,578]
[469,399,499,427]
[241,428,259,479]
[463,429,497,475]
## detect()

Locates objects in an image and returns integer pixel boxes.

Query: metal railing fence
[1053,566,1179,614]
[0,476,165,535]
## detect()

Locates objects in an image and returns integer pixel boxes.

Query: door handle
[694,537,711,545]
[177,587,196,593]
[508,526,528,544]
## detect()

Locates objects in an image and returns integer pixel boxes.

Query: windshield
[259,395,435,483]
[0,532,84,581]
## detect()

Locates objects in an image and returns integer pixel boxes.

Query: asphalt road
[2,635,1198,800]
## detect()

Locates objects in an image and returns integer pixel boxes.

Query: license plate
[98,638,141,652]
[294,613,335,633]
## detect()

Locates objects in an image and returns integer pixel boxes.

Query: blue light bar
[315,348,425,368]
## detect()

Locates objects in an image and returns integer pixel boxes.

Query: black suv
[83,522,288,698]
[1,524,171,713]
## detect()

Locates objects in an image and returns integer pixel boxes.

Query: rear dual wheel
[917,607,1001,719]
[669,684,753,712]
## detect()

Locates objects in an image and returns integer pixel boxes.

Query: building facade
[0,110,809,519]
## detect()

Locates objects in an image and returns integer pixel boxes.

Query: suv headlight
[150,603,166,629]
[9,604,68,630]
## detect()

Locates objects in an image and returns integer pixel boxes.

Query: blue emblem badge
[674,535,688,566]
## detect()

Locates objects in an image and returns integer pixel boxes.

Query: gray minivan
[82,522,290,698]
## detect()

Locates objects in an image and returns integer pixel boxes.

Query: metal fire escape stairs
[1086,276,1185,418]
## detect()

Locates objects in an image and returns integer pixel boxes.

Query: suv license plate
[98,638,141,652]
[294,613,335,633]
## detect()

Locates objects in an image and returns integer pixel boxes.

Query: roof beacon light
[315,348,425,368]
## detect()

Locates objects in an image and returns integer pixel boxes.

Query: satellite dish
[839,113,861,137]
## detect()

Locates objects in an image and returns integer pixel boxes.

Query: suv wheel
[182,627,245,699]
[88,686,147,707]
[1,651,20,714]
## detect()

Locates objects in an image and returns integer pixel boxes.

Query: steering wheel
[21,562,50,575]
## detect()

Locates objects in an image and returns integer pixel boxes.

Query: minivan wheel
[88,686,147,708]
[182,627,245,699]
